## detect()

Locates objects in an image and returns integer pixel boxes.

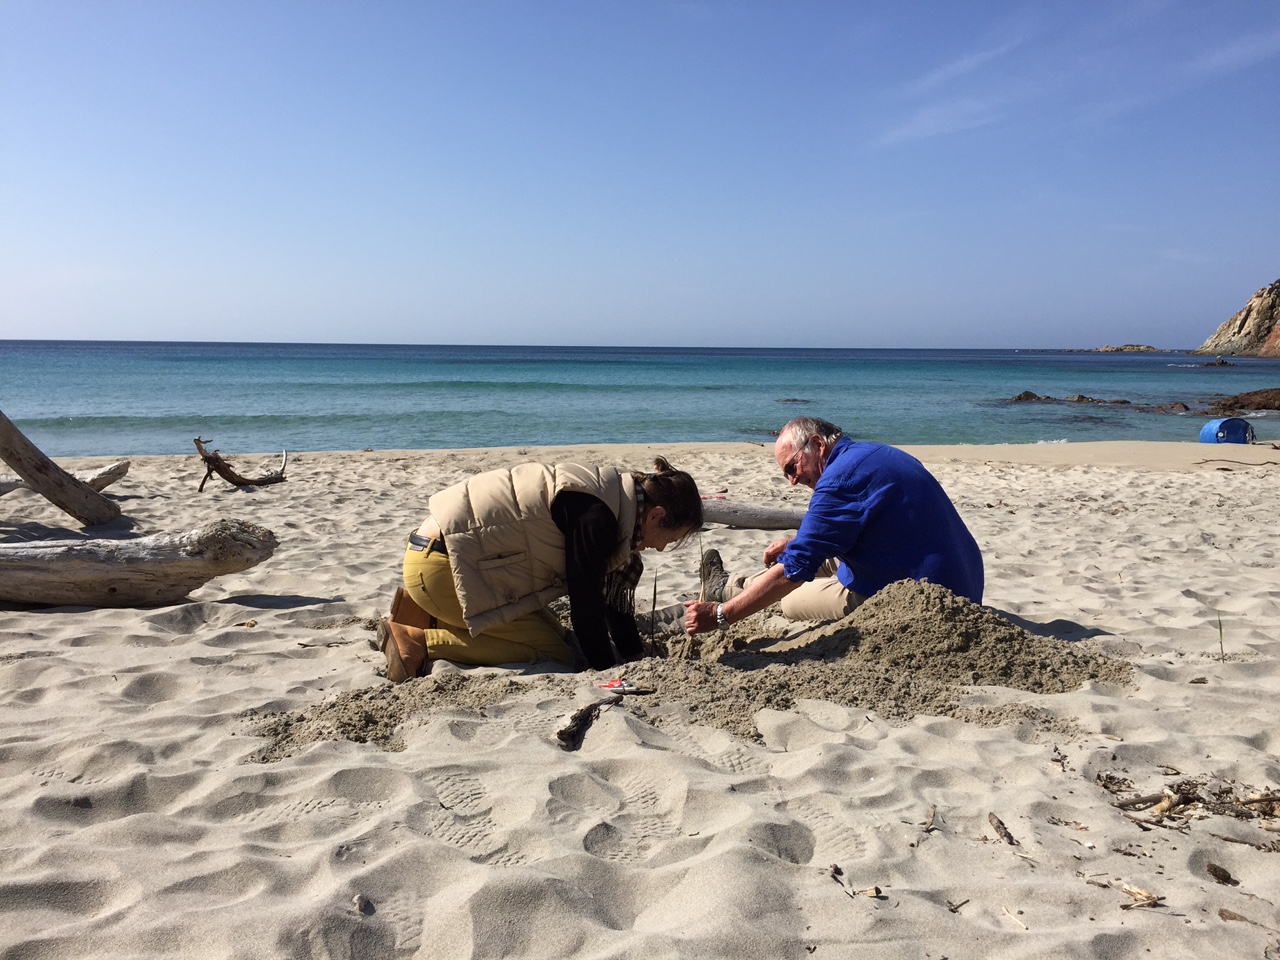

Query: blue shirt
[781,438,984,602]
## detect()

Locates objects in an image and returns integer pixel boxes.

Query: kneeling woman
[381,457,701,680]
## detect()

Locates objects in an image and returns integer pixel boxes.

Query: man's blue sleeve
[780,478,885,582]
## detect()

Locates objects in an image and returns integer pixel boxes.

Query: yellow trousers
[402,545,572,667]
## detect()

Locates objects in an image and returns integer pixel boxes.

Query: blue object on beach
[1200,418,1255,444]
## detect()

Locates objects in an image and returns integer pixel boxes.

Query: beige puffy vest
[429,463,637,635]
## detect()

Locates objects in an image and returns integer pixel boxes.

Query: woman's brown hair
[634,457,702,534]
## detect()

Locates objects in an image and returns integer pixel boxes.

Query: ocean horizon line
[0,338,1211,354]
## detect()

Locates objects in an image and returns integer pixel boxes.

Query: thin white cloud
[904,39,1024,96]
[1189,27,1280,75]
[1073,92,1152,125]
[876,97,1005,146]
[1160,248,1214,265]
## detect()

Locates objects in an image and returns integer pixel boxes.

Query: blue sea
[1,340,1276,457]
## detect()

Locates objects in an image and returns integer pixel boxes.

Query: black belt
[407,531,448,555]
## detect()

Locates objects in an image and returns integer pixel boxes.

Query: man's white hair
[778,417,843,450]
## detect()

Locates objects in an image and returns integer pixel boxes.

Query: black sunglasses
[783,439,813,478]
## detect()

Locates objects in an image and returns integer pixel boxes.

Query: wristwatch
[715,603,728,630]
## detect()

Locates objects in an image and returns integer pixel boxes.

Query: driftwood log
[700,498,806,530]
[0,518,278,607]
[194,438,288,492]
[0,409,121,526]
[0,460,130,498]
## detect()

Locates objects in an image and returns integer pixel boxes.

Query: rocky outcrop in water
[1195,279,1280,357]
[1208,388,1280,415]
[1009,391,1131,406]
[1006,391,1268,417]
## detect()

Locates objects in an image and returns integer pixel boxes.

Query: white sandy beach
[3,439,1280,959]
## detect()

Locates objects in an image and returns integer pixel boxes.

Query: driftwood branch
[0,460,130,498]
[700,498,806,530]
[0,409,121,526]
[556,695,622,751]
[0,518,278,607]
[194,438,288,492]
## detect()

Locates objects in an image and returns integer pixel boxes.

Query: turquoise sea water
[1,340,1276,457]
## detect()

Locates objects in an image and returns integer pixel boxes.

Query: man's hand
[687,564,799,636]
[763,537,793,566]
[684,600,718,635]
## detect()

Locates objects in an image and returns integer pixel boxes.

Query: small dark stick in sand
[650,571,659,642]
[989,812,1019,845]
[1206,863,1239,885]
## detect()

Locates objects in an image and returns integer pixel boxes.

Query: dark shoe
[378,618,428,682]
[699,549,729,603]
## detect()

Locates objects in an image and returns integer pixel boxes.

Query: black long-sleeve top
[550,491,643,671]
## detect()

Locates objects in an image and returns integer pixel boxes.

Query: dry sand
[3,439,1280,958]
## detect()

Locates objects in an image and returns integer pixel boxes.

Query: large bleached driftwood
[0,460,130,498]
[0,409,121,526]
[700,499,806,530]
[0,519,278,607]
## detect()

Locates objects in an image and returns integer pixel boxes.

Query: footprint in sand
[577,770,684,863]
[425,768,513,864]
[780,793,870,866]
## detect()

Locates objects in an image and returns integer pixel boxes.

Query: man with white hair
[685,416,983,635]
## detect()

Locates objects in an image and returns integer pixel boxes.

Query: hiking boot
[647,601,688,638]
[699,549,729,603]
[378,618,428,682]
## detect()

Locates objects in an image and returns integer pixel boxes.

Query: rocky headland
[1194,278,1280,357]
[1009,279,1280,415]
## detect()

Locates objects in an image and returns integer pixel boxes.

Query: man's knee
[721,574,749,601]
[780,578,865,622]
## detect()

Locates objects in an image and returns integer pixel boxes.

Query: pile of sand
[253,580,1131,755]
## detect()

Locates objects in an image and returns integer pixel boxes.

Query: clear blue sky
[3,1,1278,348]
